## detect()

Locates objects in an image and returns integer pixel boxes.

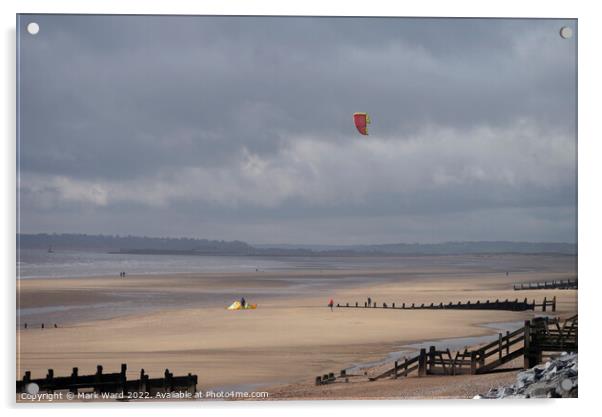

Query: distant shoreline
[108,249,578,257]
[18,233,577,256]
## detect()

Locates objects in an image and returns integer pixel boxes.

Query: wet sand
[16,255,577,399]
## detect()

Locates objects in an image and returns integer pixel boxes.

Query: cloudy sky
[17,15,577,244]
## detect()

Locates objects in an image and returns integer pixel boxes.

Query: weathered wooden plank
[476,347,525,374]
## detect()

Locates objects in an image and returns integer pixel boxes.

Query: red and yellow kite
[353,112,371,135]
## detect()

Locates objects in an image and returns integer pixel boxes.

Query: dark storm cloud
[17,15,577,243]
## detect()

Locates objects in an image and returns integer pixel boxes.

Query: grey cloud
[17,15,577,243]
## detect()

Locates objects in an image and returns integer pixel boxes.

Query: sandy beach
[16,254,577,400]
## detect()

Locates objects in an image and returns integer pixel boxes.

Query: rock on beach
[475,352,577,399]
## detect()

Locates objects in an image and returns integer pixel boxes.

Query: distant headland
[17,233,577,256]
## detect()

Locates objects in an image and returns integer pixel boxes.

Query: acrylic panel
[16,15,577,402]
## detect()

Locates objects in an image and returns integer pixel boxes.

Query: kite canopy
[227,301,257,310]
[353,112,371,135]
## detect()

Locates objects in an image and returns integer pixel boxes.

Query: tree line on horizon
[17,233,577,256]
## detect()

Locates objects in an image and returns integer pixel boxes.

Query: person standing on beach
[367,296,371,306]
[328,298,334,311]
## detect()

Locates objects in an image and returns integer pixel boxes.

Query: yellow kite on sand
[227,301,257,310]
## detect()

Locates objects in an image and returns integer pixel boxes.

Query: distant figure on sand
[367,296,371,306]
[241,297,246,308]
[328,298,334,311]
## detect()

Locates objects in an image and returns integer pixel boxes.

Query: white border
[2,1,600,416]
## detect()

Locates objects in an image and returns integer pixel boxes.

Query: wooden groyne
[336,296,556,312]
[19,323,59,329]
[514,279,577,291]
[16,364,197,395]
[316,315,577,385]
[524,315,578,368]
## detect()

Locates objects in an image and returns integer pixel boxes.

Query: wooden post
[393,360,398,379]
[498,334,503,361]
[164,369,173,393]
[120,363,127,394]
[506,330,510,355]
[402,303,405,309]
[46,369,54,394]
[70,367,78,394]
[428,346,436,374]
[188,373,197,393]
[23,371,31,385]
[523,320,531,369]
[140,369,147,393]
[392,302,395,308]
[94,365,103,394]
[542,296,547,312]
[355,302,358,307]
[315,376,322,386]
[552,296,556,312]
[404,357,409,377]
[418,348,427,376]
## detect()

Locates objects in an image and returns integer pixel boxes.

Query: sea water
[17,249,571,279]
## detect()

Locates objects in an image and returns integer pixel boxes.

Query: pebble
[475,352,577,399]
